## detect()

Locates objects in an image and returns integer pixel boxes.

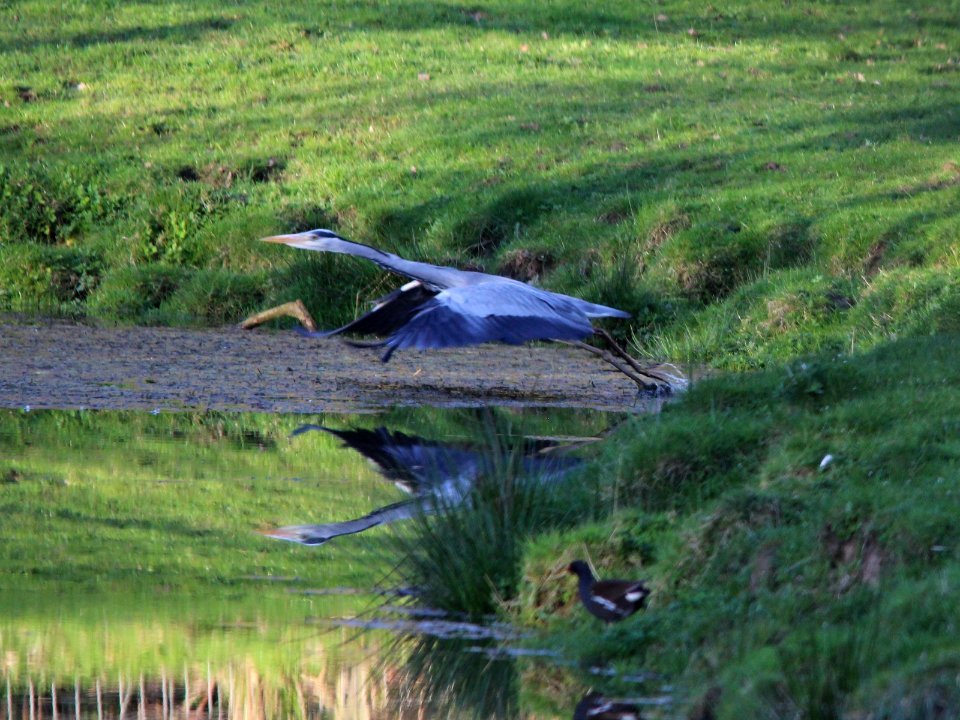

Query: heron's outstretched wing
[294,281,438,340]
[381,283,598,360]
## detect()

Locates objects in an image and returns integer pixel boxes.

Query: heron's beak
[260,233,312,247]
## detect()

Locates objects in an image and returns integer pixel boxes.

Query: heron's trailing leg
[566,329,683,394]
[567,340,664,392]
[592,328,676,385]
[240,300,318,332]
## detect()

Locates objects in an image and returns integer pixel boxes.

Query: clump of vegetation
[387,422,600,619]
[0,163,114,245]
[0,243,103,312]
[86,265,189,323]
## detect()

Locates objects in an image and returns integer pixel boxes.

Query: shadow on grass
[6,17,235,52]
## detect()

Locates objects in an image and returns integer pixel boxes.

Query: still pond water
[0,405,665,718]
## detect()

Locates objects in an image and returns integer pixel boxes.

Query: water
[0,406,664,718]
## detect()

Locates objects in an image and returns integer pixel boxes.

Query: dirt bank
[0,317,655,414]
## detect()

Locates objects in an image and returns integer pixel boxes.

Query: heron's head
[260,228,341,249]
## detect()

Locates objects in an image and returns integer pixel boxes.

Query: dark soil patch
[0,317,647,414]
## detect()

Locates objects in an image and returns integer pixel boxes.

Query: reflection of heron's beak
[260,233,309,246]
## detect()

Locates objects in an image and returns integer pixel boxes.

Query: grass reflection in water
[0,406,615,718]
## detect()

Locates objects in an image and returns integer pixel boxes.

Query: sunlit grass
[523,334,960,717]
[0,409,405,592]
[1,1,957,368]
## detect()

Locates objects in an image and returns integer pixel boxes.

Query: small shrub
[87,266,188,323]
[0,163,113,245]
[162,270,268,325]
[130,185,238,267]
[0,244,103,309]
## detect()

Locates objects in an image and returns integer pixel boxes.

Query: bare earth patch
[0,318,648,414]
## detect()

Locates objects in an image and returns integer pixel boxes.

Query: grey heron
[262,423,581,546]
[242,229,678,391]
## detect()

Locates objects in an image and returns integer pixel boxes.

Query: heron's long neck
[311,235,474,288]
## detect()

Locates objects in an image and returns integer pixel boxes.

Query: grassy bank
[4,2,960,715]
[1,1,957,368]
[518,333,960,718]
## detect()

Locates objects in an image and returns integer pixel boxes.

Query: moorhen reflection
[568,560,650,623]
[573,691,642,720]
[263,424,580,546]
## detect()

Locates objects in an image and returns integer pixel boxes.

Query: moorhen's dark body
[573,691,642,720]
[568,560,650,623]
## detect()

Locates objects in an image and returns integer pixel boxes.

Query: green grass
[0,409,404,592]
[4,3,960,715]
[520,334,960,718]
[1,0,957,367]
[0,405,611,702]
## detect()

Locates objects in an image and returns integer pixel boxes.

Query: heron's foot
[593,328,690,393]
[240,299,318,332]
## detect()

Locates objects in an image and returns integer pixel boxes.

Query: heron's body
[261,230,629,361]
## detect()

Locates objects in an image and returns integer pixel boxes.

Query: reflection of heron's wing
[291,424,482,494]
[261,498,426,547]
[520,453,583,480]
[573,692,642,720]
[381,284,611,360]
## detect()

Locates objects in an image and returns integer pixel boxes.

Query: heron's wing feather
[324,282,438,338]
[384,284,595,356]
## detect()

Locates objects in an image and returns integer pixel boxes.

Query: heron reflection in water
[242,229,682,392]
[261,423,583,546]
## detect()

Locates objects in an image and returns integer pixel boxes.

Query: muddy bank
[0,318,654,414]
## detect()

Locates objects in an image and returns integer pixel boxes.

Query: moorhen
[568,559,650,623]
